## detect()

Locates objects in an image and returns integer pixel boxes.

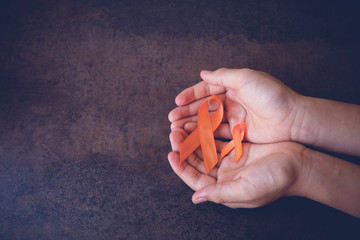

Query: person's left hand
[168,127,305,208]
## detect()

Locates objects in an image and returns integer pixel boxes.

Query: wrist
[287,146,360,217]
[285,143,310,197]
[290,95,320,146]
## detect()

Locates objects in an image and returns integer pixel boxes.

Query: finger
[183,122,197,133]
[192,139,231,170]
[224,97,247,132]
[169,94,226,122]
[223,202,261,209]
[192,179,248,204]
[170,116,198,130]
[184,122,232,139]
[169,127,190,151]
[201,68,257,90]
[168,151,216,191]
[175,81,226,106]
[183,140,226,178]
[170,113,227,130]
[186,152,218,178]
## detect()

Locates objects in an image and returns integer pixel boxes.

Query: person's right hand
[169,68,303,144]
[168,127,304,208]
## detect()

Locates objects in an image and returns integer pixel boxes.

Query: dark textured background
[1,0,360,239]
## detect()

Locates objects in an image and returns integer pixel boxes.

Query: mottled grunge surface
[1,0,360,239]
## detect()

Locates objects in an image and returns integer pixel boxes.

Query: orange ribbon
[179,95,245,174]
[220,122,245,161]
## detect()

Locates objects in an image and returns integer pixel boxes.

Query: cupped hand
[168,127,304,208]
[168,68,302,144]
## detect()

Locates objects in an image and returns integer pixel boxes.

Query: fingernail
[193,197,207,204]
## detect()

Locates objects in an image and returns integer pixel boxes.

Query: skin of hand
[168,127,360,218]
[168,68,302,145]
[168,127,305,209]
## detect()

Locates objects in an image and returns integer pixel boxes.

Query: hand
[168,128,304,208]
[168,68,302,144]
[168,68,360,217]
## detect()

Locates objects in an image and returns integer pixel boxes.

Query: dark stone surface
[1,0,360,239]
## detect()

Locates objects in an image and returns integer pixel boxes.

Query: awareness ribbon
[179,95,245,174]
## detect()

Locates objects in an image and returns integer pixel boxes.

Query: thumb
[200,68,255,90]
[192,179,246,204]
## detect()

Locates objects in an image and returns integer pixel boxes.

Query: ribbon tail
[220,140,234,159]
[233,124,244,162]
[198,101,218,174]
[179,129,200,163]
